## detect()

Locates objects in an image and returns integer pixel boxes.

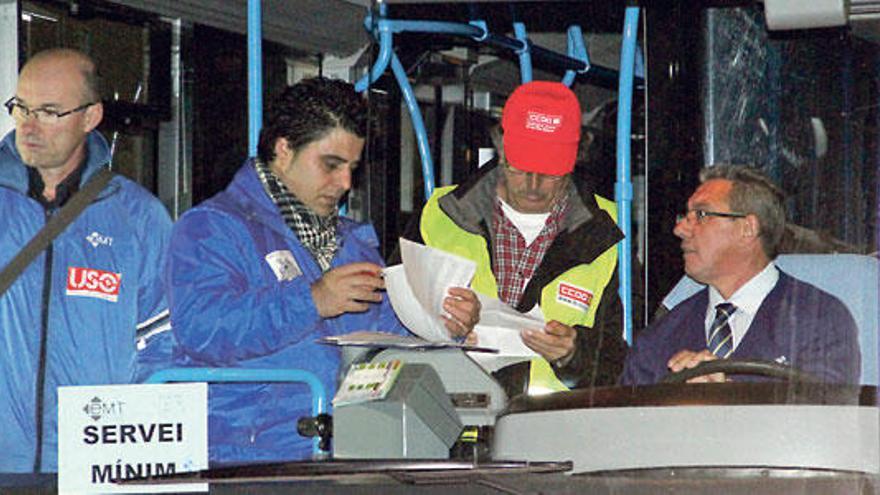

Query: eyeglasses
[502,162,566,183]
[676,209,747,224]
[4,97,97,125]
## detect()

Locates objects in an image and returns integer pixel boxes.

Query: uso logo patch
[556,282,593,312]
[66,267,121,302]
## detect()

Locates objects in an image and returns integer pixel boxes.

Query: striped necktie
[707,302,737,358]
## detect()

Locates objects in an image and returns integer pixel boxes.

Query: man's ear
[741,214,761,241]
[83,102,103,133]
[273,137,292,162]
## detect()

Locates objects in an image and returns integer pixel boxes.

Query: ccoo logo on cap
[501,81,581,177]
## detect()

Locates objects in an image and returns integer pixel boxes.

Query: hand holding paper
[441,287,481,338]
[521,320,577,364]
[471,295,544,357]
[400,238,477,319]
[385,239,550,368]
[384,239,477,342]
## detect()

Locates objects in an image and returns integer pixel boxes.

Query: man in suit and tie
[621,165,859,385]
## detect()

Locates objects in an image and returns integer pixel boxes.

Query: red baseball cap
[501,81,581,176]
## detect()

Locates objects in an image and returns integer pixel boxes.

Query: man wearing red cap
[400,81,629,395]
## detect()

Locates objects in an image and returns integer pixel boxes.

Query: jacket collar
[225,159,366,245]
[437,161,500,235]
[438,160,623,260]
[226,159,291,237]
[0,129,112,195]
[437,161,625,312]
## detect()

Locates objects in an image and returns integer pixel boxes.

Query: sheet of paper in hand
[468,297,545,373]
[384,238,477,342]
[474,296,544,357]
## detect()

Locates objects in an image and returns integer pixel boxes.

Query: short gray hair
[700,164,786,258]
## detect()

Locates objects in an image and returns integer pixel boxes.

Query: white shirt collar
[498,196,550,246]
[706,262,779,350]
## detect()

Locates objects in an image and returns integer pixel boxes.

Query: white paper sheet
[466,297,544,372]
[399,238,478,318]
[385,239,547,365]
[384,264,450,341]
[473,296,544,356]
[384,239,478,342]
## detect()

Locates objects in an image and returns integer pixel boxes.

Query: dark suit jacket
[621,271,860,385]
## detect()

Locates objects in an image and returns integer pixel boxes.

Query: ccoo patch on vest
[556,282,593,312]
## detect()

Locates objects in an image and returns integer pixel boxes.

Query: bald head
[13,48,104,195]
[22,48,100,103]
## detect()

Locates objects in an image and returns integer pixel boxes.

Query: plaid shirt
[492,194,569,306]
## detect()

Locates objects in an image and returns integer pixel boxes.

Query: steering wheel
[661,359,820,384]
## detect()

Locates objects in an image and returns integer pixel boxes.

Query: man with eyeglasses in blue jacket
[621,165,858,385]
[0,48,172,472]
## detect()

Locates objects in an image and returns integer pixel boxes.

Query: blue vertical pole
[616,7,639,345]
[390,53,435,199]
[248,0,262,157]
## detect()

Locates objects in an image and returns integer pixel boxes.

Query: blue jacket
[166,161,406,464]
[621,271,860,385]
[0,130,173,472]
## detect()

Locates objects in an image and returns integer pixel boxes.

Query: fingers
[443,297,479,326]
[344,263,387,289]
[442,287,481,338]
[329,262,386,290]
[338,299,370,314]
[442,314,470,338]
[351,286,383,304]
[520,321,576,362]
[335,261,384,276]
[544,320,575,338]
[311,262,386,318]
[667,349,717,373]
[667,350,726,382]
[686,372,726,383]
[447,286,477,301]
[445,288,480,317]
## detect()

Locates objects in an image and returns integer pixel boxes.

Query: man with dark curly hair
[165,78,432,464]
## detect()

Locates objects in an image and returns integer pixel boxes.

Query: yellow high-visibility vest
[420,186,618,394]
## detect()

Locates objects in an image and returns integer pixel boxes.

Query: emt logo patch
[265,250,301,282]
[556,282,593,313]
[67,267,121,302]
[85,231,113,248]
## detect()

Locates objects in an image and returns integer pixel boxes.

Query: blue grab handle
[146,367,328,456]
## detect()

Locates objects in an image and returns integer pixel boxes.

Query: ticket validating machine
[331,348,507,459]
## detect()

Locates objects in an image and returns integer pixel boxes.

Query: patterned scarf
[255,160,338,272]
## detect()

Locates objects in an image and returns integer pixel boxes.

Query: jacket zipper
[33,207,53,473]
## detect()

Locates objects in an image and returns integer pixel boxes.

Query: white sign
[58,383,208,494]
